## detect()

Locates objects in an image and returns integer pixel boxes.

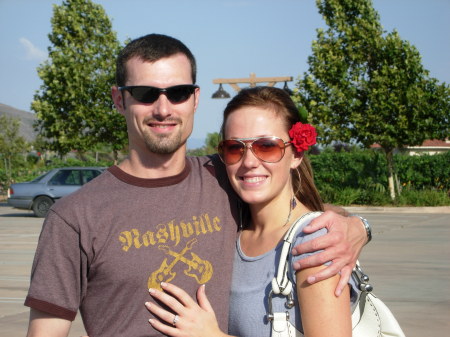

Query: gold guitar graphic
[148,238,213,290]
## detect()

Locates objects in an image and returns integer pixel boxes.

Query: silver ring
[172,314,179,326]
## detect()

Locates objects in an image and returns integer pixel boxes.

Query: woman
[146,87,357,336]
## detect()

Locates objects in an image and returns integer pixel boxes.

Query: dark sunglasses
[119,84,199,104]
[218,137,292,165]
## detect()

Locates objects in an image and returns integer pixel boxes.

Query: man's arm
[292,207,370,296]
[26,308,71,337]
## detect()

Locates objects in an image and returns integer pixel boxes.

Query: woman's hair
[221,86,324,212]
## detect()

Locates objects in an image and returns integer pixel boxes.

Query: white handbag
[268,212,406,337]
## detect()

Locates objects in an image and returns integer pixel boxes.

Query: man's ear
[111,86,125,113]
[193,86,200,112]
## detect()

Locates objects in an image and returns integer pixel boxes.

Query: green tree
[187,132,221,156]
[295,0,450,199]
[32,0,126,161]
[204,132,220,154]
[0,115,29,187]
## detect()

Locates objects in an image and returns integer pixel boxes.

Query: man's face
[113,54,199,155]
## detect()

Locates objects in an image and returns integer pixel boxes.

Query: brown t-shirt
[25,155,239,337]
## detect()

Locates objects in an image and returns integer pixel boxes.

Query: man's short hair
[116,33,197,86]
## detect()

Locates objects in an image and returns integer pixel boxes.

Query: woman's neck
[240,198,310,257]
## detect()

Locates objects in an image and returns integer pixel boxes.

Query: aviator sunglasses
[218,136,292,165]
[119,84,199,104]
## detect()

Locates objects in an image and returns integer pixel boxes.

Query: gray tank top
[228,215,359,336]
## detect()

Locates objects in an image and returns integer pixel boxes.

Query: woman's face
[223,106,301,207]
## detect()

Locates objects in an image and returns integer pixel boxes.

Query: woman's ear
[290,150,303,170]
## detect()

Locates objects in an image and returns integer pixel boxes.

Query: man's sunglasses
[119,84,199,104]
[218,137,292,165]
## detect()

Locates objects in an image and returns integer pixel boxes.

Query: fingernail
[161,282,167,288]
[293,262,300,270]
[291,248,298,255]
[307,276,316,283]
[336,289,342,297]
[145,301,151,307]
[149,318,155,325]
[149,288,155,294]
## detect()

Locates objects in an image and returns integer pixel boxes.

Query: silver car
[7,166,105,217]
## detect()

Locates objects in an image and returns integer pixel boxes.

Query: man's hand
[291,210,368,296]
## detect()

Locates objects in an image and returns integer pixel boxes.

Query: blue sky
[0,0,449,148]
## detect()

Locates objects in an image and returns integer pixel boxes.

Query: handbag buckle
[267,290,296,322]
[354,263,373,293]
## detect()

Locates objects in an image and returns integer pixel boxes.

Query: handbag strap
[271,211,374,296]
[271,212,323,296]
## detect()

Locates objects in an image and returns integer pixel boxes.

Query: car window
[81,170,102,184]
[31,171,52,183]
[49,170,82,186]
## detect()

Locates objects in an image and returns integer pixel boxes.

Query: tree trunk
[386,149,397,200]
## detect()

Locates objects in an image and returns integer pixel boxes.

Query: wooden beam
[213,73,293,92]
[213,76,293,85]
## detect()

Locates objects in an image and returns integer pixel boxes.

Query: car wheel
[32,196,54,218]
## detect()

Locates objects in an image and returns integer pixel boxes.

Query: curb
[344,206,450,214]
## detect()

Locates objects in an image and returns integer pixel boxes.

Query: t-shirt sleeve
[24,209,85,321]
[290,219,328,265]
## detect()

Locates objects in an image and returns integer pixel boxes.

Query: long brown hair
[221,86,324,212]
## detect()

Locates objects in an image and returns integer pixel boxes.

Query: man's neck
[118,148,187,179]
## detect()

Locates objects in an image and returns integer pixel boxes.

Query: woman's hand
[291,210,367,296]
[146,282,230,337]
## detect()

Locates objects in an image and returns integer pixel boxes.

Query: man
[25,34,370,337]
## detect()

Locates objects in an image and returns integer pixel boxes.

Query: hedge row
[309,150,449,205]
[1,150,449,206]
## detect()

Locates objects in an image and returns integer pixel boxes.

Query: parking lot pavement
[347,210,450,336]
[0,203,449,336]
[0,204,86,336]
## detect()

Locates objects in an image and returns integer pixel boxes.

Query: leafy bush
[2,147,449,206]
[44,157,112,169]
[318,185,392,206]
[310,149,449,206]
[396,151,450,191]
[396,189,450,206]
[310,148,388,192]
[1,156,113,188]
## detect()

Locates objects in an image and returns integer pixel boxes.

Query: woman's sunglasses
[119,84,199,104]
[218,137,292,165]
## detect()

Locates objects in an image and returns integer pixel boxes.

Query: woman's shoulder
[288,212,327,246]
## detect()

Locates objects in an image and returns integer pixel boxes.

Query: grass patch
[396,189,450,206]
[320,187,449,206]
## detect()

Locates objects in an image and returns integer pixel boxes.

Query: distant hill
[0,103,207,148]
[187,137,206,150]
[0,103,38,142]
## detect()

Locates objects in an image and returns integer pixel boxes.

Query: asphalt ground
[0,203,449,337]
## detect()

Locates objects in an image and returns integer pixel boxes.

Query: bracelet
[356,216,372,244]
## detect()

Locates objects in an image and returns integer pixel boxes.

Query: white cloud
[19,37,47,61]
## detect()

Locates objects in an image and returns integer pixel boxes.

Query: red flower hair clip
[288,122,317,152]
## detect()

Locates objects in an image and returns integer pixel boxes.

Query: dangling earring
[282,193,297,227]
[290,195,297,210]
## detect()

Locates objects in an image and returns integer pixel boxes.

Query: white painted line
[0,297,24,303]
